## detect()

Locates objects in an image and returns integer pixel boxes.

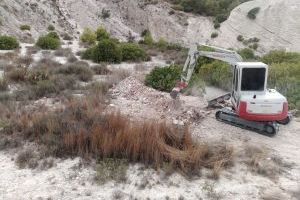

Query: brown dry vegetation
[4,96,233,176]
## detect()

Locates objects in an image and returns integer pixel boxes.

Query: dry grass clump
[244,145,280,180]
[57,61,94,82]
[18,97,233,176]
[92,64,111,75]
[15,55,33,66]
[95,158,128,184]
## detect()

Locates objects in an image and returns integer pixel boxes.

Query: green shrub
[36,35,60,50]
[247,7,260,20]
[237,35,244,42]
[81,45,97,60]
[91,39,122,63]
[96,27,110,41]
[48,25,55,31]
[120,43,148,62]
[157,38,168,51]
[237,48,255,60]
[261,50,300,64]
[101,8,111,19]
[268,62,300,110]
[211,32,218,38]
[80,28,97,45]
[20,25,31,31]
[145,65,181,92]
[143,30,153,45]
[249,43,258,50]
[62,33,73,41]
[0,35,19,50]
[214,22,220,29]
[47,32,60,40]
[198,60,232,90]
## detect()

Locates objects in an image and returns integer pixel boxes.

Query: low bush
[247,7,260,20]
[262,50,300,109]
[120,43,148,62]
[145,65,181,92]
[156,38,168,51]
[211,32,218,38]
[36,34,60,50]
[142,30,153,45]
[20,24,31,31]
[47,32,60,40]
[96,27,110,41]
[62,33,73,41]
[198,60,232,91]
[101,8,111,19]
[249,43,258,50]
[90,39,122,63]
[80,28,97,45]
[237,48,256,60]
[261,50,300,64]
[214,22,220,29]
[47,25,55,31]
[0,35,19,50]
[237,35,244,42]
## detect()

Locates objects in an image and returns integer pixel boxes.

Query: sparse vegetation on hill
[0,35,19,50]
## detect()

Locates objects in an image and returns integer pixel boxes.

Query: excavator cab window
[241,68,266,91]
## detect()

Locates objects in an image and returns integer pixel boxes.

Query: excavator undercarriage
[208,94,292,136]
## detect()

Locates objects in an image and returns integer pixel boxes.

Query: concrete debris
[110,76,209,124]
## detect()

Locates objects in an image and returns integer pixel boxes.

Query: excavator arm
[170,44,243,99]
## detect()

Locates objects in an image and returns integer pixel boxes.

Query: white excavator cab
[232,62,288,123]
[232,62,268,108]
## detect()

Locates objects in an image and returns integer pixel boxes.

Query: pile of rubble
[110,76,210,125]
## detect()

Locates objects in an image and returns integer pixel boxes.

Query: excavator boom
[170,44,243,99]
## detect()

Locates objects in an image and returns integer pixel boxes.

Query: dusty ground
[1,74,299,199]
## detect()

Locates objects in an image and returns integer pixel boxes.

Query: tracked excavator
[171,44,291,136]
